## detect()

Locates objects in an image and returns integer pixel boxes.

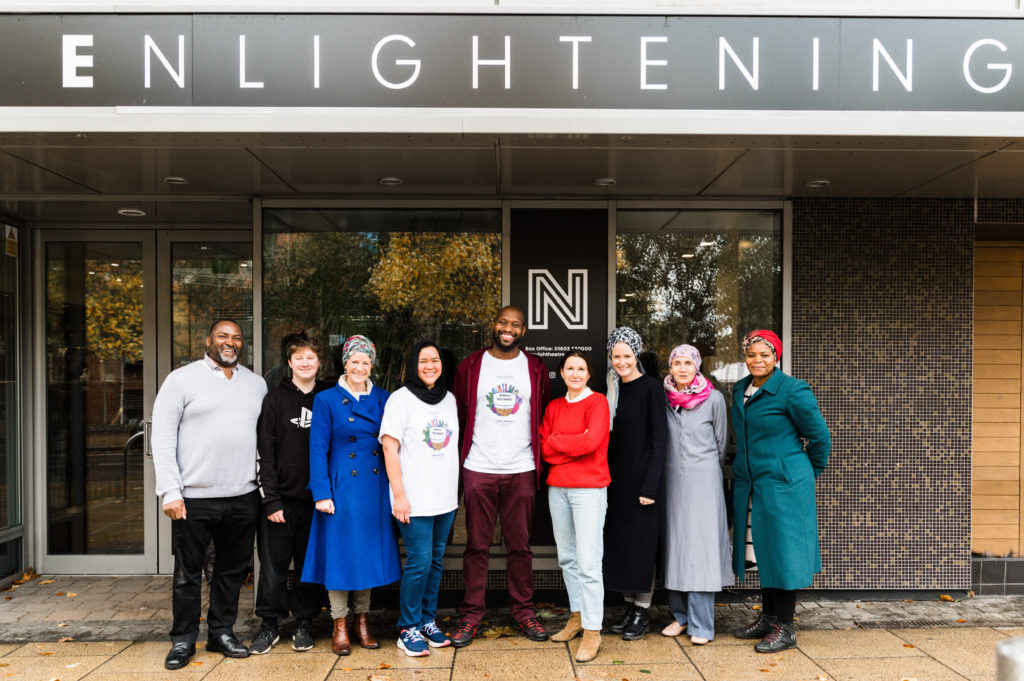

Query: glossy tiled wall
[790,198,973,589]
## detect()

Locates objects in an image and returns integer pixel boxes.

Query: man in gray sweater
[152,319,268,670]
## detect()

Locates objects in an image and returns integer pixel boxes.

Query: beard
[492,329,520,351]
[208,344,239,367]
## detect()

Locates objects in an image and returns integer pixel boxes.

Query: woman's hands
[639,496,655,506]
[315,499,335,514]
[392,495,412,524]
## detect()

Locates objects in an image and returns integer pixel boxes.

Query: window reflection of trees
[616,224,781,393]
[263,227,501,391]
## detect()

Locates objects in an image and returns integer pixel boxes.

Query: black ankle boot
[733,613,777,640]
[609,603,635,634]
[621,606,650,641]
[754,622,796,653]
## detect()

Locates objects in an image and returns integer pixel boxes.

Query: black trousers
[170,491,259,644]
[254,497,324,624]
[761,587,798,624]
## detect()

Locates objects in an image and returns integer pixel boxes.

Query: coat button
[349,436,357,442]
[351,470,358,476]
[350,452,357,459]
[348,417,355,423]
[342,398,350,405]
[373,468,379,474]
[373,450,379,457]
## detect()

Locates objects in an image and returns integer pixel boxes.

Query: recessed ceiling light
[593,177,617,187]
[117,208,146,217]
[805,179,831,189]
[682,253,695,259]
[378,176,404,186]
[163,176,189,185]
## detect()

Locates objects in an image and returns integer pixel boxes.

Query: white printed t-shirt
[378,386,459,517]
[463,351,534,474]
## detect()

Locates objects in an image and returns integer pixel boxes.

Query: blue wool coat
[731,369,831,590]
[301,383,401,591]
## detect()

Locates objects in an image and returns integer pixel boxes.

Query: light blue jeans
[667,590,716,640]
[548,486,607,631]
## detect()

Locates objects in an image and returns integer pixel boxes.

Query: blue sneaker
[397,628,430,657]
[420,621,451,648]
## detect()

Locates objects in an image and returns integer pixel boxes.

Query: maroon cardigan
[452,347,551,487]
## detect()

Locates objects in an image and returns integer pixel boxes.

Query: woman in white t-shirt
[379,340,460,658]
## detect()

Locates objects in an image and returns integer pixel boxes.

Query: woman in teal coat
[730,330,830,654]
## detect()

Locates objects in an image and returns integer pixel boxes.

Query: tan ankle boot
[575,629,601,662]
[355,612,379,649]
[331,617,351,656]
[551,612,583,642]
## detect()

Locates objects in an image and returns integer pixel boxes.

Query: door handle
[144,419,152,457]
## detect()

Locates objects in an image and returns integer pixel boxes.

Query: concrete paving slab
[797,629,925,659]
[201,651,337,681]
[92,641,221,676]
[577,662,703,681]
[451,647,573,681]
[0,643,21,657]
[817,655,970,681]
[572,632,690,665]
[315,639,454,669]
[892,628,1007,679]
[8,640,132,657]
[684,644,829,681]
[0,653,109,681]
[328,669,451,681]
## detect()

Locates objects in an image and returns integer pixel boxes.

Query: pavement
[0,574,1021,680]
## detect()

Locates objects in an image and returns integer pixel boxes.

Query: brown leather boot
[551,612,583,642]
[575,629,601,662]
[355,612,380,649]
[331,617,351,656]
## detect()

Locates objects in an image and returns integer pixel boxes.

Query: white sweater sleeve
[152,371,185,505]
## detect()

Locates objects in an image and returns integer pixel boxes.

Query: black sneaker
[249,623,279,655]
[517,616,549,642]
[451,621,479,648]
[755,623,797,653]
[292,621,314,652]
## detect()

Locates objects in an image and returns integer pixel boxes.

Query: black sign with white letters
[2,14,1024,110]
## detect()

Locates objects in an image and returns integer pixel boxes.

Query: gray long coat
[662,389,734,593]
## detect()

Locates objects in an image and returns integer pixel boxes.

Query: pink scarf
[663,373,713,410]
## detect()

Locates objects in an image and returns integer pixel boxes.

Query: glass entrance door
[38,230,253,574]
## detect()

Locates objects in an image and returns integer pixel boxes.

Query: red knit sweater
[539,392,611,488]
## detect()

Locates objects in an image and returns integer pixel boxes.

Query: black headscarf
[404,340,448,405]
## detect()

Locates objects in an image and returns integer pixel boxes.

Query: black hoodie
[256,376,331,516]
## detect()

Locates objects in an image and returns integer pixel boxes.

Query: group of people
[151,308,830,671]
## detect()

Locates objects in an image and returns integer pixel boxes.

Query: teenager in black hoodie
[250,333,330,654]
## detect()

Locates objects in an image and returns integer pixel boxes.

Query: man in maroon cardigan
[450,306,551,647]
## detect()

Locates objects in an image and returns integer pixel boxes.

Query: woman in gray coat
[660,344,732,645]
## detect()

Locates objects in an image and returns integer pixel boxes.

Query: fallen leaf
[65,662,80,669]
[39,651,55,656]
[752,605,761,611]
[341,668,353,672]
[939,594,954,602]
[3,597,10,601]
[39,580,54,585]
[640,671,651,674]
[903,643,915,648]
[771,656,783,662]
[57,623,67,627]
[816,675,829,681]
[368,676,392,681]
[957,618,966,623]
[0,664,7,667]
[760,669,771,673]
[968,590,975,598]
[58,637,74,643]
[899,678,919,681]
[66,593,76,598]
[612,660,624,665]
[904,599,913,602]
[793,617,799,621]
[55,592,64,597]
[377,663,392,670]
[856,604,861,608]
[190,661,202,666]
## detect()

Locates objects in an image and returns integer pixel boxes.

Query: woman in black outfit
[602,327,668,641]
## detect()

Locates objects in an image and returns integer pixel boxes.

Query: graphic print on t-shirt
[290,407,313,428]
[422,418,453,453]
[486,383,523,417]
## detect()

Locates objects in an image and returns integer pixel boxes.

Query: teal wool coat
[731,369,831,590]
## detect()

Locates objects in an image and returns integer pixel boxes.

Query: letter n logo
[528,269,588,330]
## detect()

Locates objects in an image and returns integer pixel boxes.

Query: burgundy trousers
[459,468,537,625]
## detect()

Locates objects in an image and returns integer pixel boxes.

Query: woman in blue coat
[301,335,400,656]
[730,330,830,654]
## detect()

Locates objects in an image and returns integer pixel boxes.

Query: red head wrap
[742,330,782,360]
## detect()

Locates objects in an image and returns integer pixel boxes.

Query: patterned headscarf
[342,334,376,366]
[606,326,645,431]
[664,344,713,410]
[741,329,782,361]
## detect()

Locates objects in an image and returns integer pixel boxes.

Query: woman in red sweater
[540,350,610,663]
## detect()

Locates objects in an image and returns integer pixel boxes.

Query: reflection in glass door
[43,239,155,570]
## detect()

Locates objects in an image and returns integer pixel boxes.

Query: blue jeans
[548,486,607,631]
[667,590,716,640]
[396,510,456,630]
